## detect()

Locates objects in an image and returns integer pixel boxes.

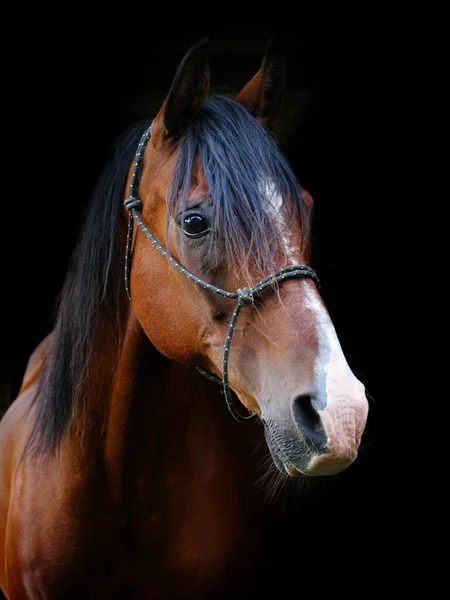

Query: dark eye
[181,213,209,238]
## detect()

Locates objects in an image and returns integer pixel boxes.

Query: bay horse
[0,39,369,599]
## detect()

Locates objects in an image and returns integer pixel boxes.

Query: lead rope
[124,126,320,422]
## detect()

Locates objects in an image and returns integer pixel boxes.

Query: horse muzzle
[261,387,368,477]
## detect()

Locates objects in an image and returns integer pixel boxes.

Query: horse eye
[181,214,209,238]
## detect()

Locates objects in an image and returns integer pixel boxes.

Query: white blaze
[304,285,359,393]
[304,284,369,472]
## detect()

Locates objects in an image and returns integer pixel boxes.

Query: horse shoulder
[0,333,55,594]
[18,332,54,395]
[0,382,38,595]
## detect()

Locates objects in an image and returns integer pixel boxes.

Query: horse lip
[266,437,286,474]
[262,420,306,478]
[269,442,306,478]
[284,464,304,478]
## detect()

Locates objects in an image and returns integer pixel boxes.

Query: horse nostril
[291,394,327,452]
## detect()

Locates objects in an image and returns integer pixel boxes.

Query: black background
[2,14,424,596]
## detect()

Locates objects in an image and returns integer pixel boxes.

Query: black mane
[26,119,151,454]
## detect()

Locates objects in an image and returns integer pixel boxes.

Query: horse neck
[85,309,264,507]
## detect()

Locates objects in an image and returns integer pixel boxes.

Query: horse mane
[26,94,310,455]
[25,119,151,455]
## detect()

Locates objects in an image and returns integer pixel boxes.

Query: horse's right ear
[151,39,210,145]
[236,38,286,128]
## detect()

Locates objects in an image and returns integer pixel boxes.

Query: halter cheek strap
[124,126,321,422]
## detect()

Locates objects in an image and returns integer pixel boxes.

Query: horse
[0,39,369,599]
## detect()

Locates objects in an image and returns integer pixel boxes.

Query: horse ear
[153,39,210,142]
[236,38,286,128]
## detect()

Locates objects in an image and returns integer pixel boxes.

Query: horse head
[125,39,369,477]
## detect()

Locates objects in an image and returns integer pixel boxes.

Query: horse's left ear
[152,39,210,144]
[236,38,286,128]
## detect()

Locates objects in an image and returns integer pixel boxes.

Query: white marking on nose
[304,285,362,397]
[303,284,368,444]
[262,180,298,264]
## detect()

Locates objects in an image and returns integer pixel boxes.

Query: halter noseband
[124,126,320,422]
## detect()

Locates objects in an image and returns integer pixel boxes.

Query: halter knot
[124,197,143,211]
[237,287,253,307]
